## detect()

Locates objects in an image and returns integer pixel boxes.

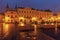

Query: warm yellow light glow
[20,23,24,26]
[58,17,60,19]
[19,17,25,22]
[3,23,9,32]
[51,23,54,25]
[49,17,54,21]
[19,17,24,20]
[55,18,57,20]
[32,24,37,35]
[32,17,36,21]
[5,16,11,22]
[51,17,54,20]
[37,21,40,24]
[3,23,9,37]
[43,18,48,21]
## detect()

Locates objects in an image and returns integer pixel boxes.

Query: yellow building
[5,5,18,23]
[37,10,53,21]
[17,7,54,22]
[5,10,18,23]
[57,12,60,22]
[1,5,54,23]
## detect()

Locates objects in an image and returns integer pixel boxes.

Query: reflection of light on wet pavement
[3,23,9,37]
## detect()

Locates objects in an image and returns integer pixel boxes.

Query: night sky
[0,0,60,13]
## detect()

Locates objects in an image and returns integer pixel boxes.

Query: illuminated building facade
[17,7,54,22]
[0,5,55,23]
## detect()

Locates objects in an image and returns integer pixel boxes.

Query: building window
[24,11,26,13]
[15,15,17,17]
[30,11,31,13]
[22,11,23,13]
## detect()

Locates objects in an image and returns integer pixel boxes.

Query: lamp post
[34,24,37,35]
[32,17,37,40]
[32,24,37,40]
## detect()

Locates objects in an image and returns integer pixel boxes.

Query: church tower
[6,3,10,11]
[15,4,17,9]
[15,4,18,11]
